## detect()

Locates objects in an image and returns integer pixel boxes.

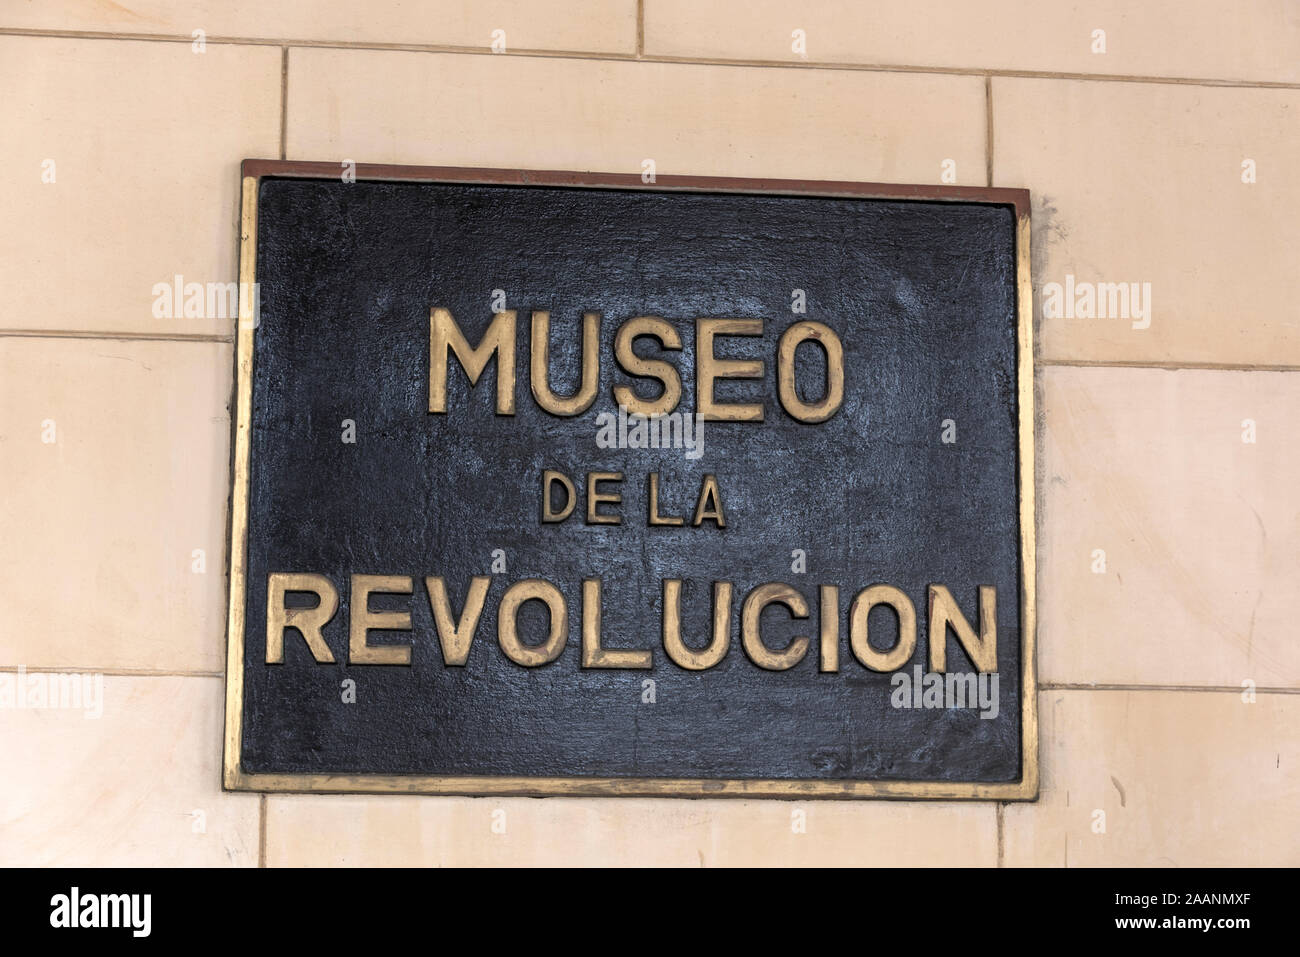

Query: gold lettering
[819,584,839,672]
[662,580,732,670]
[692,474,726,527]
[349,574,413,665]
[429,307,516,414]
[778,321,844,423]
[587,471,624,525]
[696,318,764,421]
[613,317,682,416]
[581,578,652,668]
[530,310,600,416]
[498,579,568,667]
[648,472,683,526]
[928,585,997,673]
[426,576,490,666]
[542,469,576,523]
[741,583,810,670]
[266,572,338,663]
[849,584,916,672]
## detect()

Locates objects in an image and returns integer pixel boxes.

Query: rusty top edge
[240,159,1030,215]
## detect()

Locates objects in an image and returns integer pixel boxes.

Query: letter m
[101,895,129,927]
[429,307,516,414]
[1097,282,1130,319]
[206,282,239,320]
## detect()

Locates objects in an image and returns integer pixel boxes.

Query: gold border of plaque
[223,161,1038,800]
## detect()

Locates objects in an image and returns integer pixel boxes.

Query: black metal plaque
[224,162,1036,799]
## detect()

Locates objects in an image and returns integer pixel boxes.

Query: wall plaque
[224,161,1036,799]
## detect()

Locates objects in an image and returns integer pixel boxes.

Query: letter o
[498,579,567,666]
[778,321,844,423]
[849,584,916,672]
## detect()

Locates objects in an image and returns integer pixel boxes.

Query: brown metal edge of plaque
[222,160,1038,801]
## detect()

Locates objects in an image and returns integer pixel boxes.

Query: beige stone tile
[1039,366,1299,688]
[0,676,258,866]
[266,794,995,866]
[1005,690,1300,866]
[994,77,1300,365]
[0,337,232,673]
[0,36,280,335]
[645,0,1300,83]
[1,1,637,54]
[286,48,987,184]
